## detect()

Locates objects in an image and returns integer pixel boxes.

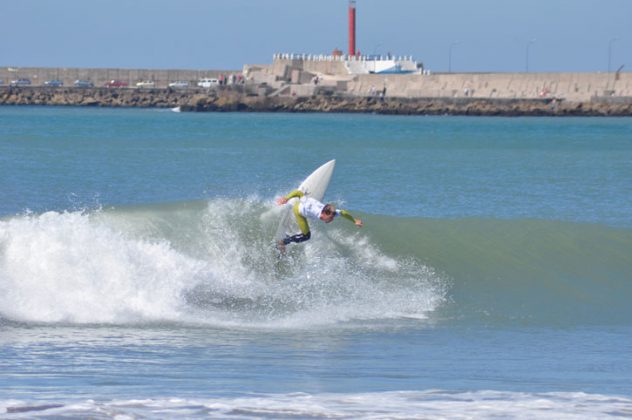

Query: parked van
[10,79,31,86]
[135,81,155,88]
[105,80,128,88]
[44,80,64,87]
[74,80,94,88]
[168,80,189,89]
[197,78,219,88]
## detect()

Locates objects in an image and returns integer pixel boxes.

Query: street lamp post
[608,38,619,73]
[449,41,460,73]
[525,39,536,72]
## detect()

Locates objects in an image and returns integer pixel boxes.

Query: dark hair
[322,204,335,216]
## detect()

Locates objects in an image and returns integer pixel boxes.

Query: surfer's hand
[355,219,363,227]
[276,197,288,205]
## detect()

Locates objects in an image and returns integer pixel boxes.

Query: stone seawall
[182,94,632,116]
[0,86,192,107]
[3,86,632,116]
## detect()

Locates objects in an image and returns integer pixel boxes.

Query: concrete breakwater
[263,58,632,102]
[2,86,632,116]
[3,63,632,115]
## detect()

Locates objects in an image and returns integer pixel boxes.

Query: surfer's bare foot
[276,240,286,254]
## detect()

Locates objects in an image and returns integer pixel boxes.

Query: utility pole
[608,38,619,73]
[525,39,536,72]
[449,41,460,73]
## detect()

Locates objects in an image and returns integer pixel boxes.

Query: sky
[1,0,630,73]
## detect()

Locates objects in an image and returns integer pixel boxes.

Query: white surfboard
[275,159,336,242]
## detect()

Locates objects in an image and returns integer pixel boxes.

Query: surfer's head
[320,204,336,223]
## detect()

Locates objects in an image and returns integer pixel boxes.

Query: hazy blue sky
[1,0,630,72]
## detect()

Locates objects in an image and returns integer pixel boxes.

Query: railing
[273,53,416,63]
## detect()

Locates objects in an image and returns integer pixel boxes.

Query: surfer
[275,190,363,251]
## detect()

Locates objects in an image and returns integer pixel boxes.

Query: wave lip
[0,199,446,328]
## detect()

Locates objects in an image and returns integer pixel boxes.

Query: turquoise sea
[1,106,631,418]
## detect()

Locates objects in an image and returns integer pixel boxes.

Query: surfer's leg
[293,202,310,235]
[283,231,311,245]
[283,202,311,245]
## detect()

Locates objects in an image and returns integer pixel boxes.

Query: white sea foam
[2,390,631,419]
[0,211,206,324]
[0,200,446,327]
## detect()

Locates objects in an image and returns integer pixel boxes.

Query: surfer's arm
[337,209,363,227]
[276,190,304,205]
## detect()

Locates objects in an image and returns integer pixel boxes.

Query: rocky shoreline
[2,86,632,116]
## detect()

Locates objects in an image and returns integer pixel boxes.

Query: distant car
[10,78,31,86]
[197,78,219,88]
[105,80,128,88]
[73,80,94,88]
[135,80,155,88]
[44,80,64,87]
[168,80,189,89]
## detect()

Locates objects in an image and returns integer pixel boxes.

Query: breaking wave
[0,198,445,328]
[3,390,631,419]
[1,198,630,327]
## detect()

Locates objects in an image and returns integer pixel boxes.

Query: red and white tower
[348,0,357,56]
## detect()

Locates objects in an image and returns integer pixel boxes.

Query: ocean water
[1,106,631,418]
